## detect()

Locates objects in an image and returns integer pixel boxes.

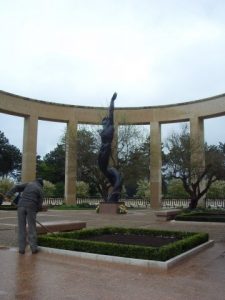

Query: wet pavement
[0,208,225,300]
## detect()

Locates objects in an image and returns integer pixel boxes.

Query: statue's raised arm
[108,92,117,125]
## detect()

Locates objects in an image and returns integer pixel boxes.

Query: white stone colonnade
[1,90,225,208]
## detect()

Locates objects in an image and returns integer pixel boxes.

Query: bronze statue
[98,92,122,202]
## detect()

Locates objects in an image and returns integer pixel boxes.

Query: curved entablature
[0,89,225,124]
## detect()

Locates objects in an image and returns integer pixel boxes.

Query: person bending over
[6,178,44,254]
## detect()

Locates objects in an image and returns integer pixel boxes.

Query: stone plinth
[155,209,182,221]
[35,220,86,234]
[99,202,125,214]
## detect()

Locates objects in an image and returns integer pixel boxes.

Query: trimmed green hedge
[38,227,208,261]
[49,203,96,210]
[175,210,225,222]
[0,205,17,210]
[175,215,225,222]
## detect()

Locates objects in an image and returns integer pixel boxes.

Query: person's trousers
[17,207,37,252]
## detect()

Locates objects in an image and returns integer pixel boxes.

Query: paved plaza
[0,208,225,300]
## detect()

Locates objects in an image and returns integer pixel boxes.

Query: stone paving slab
[0,242,224,300]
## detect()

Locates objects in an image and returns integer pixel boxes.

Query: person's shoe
[32,249,39,254]
[19,250,25,254]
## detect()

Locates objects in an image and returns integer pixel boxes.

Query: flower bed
[38,227,208,261]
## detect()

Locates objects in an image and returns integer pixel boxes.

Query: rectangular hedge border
[38,227,208,262]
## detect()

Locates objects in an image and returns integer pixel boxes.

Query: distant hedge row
[0,205,17,210]
[175,211,225,222]
[38,227,208,261]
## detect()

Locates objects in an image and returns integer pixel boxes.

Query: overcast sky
[0,0,225,156]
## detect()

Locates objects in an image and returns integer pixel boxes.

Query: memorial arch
[1,90,225,208]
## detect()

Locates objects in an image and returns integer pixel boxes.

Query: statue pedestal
[99,202,125,214]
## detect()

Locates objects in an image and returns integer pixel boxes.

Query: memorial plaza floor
[0,208,225,300]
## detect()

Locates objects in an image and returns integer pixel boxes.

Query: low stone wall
[36,220,86,234]
[155,209,182,221]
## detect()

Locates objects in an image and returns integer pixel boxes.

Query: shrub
[207,180,225,199]
[0,205,17,210]
[50,203,95,210]
[76,181,89,198]
[135,179,150,199]
[0,178,14,194]
[53,182,64,197]
[38,227,208,261]
[175,209,225,222]
[165,179,189,199]
[76,202,96,209]
[43,180,56,197]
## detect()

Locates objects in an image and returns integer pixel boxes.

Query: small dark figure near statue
[98,92,122,202]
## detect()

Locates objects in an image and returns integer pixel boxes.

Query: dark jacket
[6,180,44,211]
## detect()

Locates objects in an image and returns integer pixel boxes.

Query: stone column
[21,114,38,182]
[150,121,162,209]
[64,119,77,205]
[190,117,206,207]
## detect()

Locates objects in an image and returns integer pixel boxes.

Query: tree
[0,131,22,179]
[76,127,102,196]
[207,180,225,199]
[166,178,189,199]
[118,126,150,197]
[163,126,225,209]
[37,143,65,183]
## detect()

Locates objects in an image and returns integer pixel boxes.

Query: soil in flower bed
[81,234,180,247]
